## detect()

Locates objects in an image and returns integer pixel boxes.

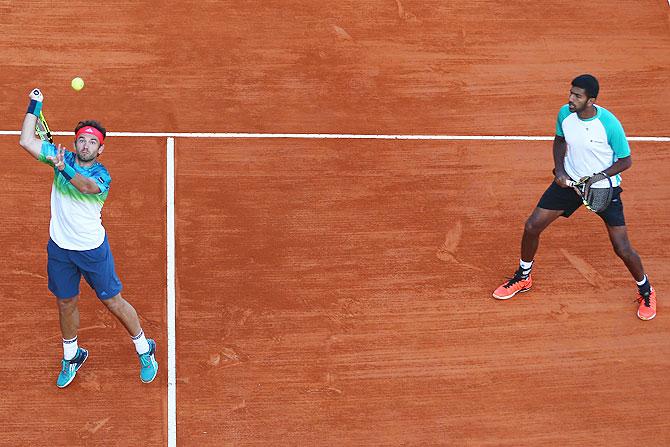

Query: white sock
[636,275,647,286]
[520,259,533,276]
[131,330,151,355]
[63,337,78,361]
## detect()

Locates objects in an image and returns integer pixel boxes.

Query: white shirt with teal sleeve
[556,104,631,188]
[39,142,111,251]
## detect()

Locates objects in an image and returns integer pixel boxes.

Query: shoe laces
[504,268,528,288]
[636,291,651,308]
[140,351,153,367]
[60,358,72,373]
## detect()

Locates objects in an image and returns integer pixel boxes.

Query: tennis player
[19,88,159,387]
[492,74,656,320]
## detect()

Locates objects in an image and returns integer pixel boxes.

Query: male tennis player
[492,74,656,320]
[19,88,159,387]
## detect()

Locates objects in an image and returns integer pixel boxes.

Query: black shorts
[537,182,626,227]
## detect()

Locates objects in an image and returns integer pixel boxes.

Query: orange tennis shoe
[493,268,532,300]
[636,287,657,321]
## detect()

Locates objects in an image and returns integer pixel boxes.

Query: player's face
[74,134,104,162]
[568,86,594,113]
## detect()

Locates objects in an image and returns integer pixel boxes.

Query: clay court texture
[1,1,670,446]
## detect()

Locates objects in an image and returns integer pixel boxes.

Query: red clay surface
[1,1,670,446]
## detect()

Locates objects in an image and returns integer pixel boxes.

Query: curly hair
[572,74,599,99]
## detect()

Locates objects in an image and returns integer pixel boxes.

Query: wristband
[60,163,76,181]
[27,100,43,117]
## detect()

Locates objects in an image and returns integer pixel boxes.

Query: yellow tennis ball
[71,77,85,91]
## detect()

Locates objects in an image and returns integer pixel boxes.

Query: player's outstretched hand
[46,144,66,170]
[29,88,43,102]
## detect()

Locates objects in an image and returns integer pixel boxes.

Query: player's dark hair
[572,74,599,99]
[74,120,107,139]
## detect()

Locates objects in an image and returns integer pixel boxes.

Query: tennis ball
[71,77,85,91]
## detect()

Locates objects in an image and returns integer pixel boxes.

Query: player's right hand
[29,88,43,102]
[554,174,573,188]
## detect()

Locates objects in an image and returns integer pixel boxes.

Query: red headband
[75,126,105,144]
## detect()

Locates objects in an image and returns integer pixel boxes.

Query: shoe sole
[637,312,656,321]
[57,350,88,389]
[493,285,532,300]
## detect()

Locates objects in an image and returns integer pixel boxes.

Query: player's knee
[56,295,79,312]
[102,294,122,309]
[524,217,543,237]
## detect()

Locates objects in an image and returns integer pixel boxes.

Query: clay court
[1,1,670,446]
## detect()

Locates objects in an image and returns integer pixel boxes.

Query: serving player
[19,88,159,387]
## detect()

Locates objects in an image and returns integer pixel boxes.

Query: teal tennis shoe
[56,347,88,388]
[139,339,158,383]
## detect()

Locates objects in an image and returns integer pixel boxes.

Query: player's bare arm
[601,155,632,178]
[19,89,44,159]
[552,135,571,188]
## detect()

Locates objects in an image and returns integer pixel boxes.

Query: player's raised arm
[19,88,45,159]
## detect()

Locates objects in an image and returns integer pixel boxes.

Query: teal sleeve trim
[600,109,631,158]
[555,104,571,137]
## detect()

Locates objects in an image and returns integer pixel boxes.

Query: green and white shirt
[39,142,111,250]
[556,104,631,188]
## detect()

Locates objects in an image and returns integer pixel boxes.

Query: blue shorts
[47,235,123,300]
[537,182,626,227]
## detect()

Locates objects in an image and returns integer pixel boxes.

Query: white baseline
[0,131,668,141]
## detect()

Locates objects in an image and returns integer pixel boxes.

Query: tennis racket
[35,111,54,144]
[567,172,613,213]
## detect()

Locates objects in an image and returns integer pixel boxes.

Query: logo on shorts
[100,291,108,297]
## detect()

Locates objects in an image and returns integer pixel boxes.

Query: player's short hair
[572,74,599,99]
[74,120,107,140]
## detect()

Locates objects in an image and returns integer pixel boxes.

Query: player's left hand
[46,144,66,170]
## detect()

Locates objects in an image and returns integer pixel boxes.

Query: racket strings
[585,188,613,212]
[583,173,613,213]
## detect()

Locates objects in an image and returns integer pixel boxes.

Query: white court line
[166,137,176,447]
[0,130,668,141]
